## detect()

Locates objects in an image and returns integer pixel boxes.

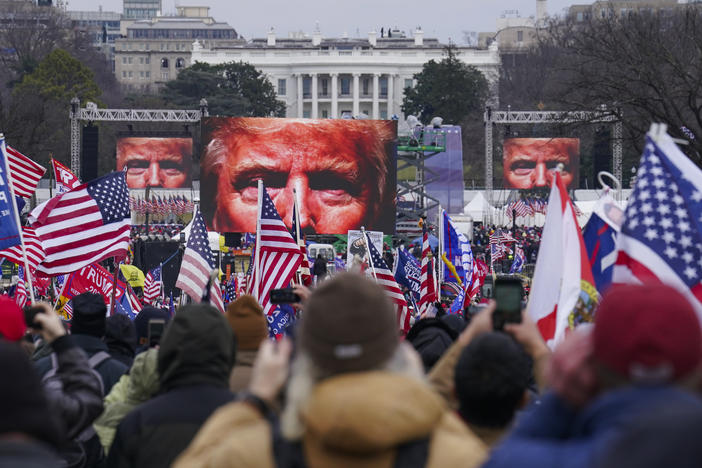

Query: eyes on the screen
[232,171,359,204]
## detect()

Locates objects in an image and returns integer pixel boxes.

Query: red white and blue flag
[252,184,303,316]
[15,265,28,308]
[365,230,411,333]
[0,226,45,277]
[175,208,224,312]
[6,145,45,199]
[528,172,599,347]
[418,223,437,316]
[613,129,702,317]
[29,172,131,276]
[143,265,163,305]
[51,159,80,194]
[291,193,312,286]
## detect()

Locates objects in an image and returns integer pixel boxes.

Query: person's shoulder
[426,412,488,468]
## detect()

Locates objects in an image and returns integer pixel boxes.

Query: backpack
[42,351,111,468]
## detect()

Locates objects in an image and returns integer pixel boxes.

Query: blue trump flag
[0,138,21,251]
[582,194,623,293]
[510,245,525,274]
[393,246,421,302]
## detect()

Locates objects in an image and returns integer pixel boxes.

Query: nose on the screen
[146,164,160,187]
[533,164,548,187]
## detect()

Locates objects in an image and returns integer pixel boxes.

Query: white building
[191,28,500,120]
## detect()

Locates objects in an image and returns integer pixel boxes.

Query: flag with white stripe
[6,145,45,199]
[365,230,411,333]
[0,227,45,277]
[252,185,303,316]
[418,223,437,316]
[175,209,224,312]
[143,265,163,305]
[28,172,130,276]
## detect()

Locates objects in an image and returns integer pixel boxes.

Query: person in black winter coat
[105,313,137,368]
[406,316,459,372]
[34,293,129,395]
[107,303,237,468]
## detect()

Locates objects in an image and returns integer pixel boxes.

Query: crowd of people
[1,272,701,467]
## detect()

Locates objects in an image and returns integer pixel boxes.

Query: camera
[492,278,524,331]
[270,288,301,304]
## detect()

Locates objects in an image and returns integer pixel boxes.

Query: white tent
[181,217,221,252]
[463,192,498,222]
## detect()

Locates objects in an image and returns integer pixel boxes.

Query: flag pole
[110,262,120,316]
[0,136,35,303]
[293,187,301,286]
[360,226,378,280]
[437,206,443,302]
[253,180,263,302]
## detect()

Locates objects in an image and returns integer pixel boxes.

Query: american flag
[613,132,702,316]
[244,248,255,295]
[5,145,45,199]
[143,265,163,305]
[365,230,411,333]
[291,194,312,286]
[490,242,510,262]
[513,199,532,217]
[489,229,518,245]
[15,265,28,308]
[251,185,302,316]
[28,172,131,276]
[176,209,224,312]
[0,226,45,277]
[418,223,436,316]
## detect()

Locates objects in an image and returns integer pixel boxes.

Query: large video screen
[200,117,397,235]
[502,138,580,190]
[116,137,193,189]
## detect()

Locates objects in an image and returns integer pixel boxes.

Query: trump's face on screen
[200,118,396,234]
[116,137,193,189]
[503,138,579,190]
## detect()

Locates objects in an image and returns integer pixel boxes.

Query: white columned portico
[387,74,394,117]
[352,73,360,117]
[311,73,318,119]
[372,73,380,119]
[331,73,338,118]
[297,74,304,118]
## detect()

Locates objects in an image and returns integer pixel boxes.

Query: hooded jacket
[106,304,236,468]
[174,372,487,468]
[94,348,160,453]
[406,318,458,372]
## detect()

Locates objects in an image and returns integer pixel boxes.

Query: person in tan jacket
[175,273,487,468]
[225,295,269,392]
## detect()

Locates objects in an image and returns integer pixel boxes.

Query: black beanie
[134,306,170,347]
[0,340,62,447]
[70,293,107,337]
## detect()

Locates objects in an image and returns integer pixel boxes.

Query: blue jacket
[484,386,702,468]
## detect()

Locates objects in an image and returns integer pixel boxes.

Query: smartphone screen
[493,278,524,330]
[148,319,166,347]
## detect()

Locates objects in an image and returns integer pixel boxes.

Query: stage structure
[484,106,623,209]
[396,128,447,223]
[69,97,209,176]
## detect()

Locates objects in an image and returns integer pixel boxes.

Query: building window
[404,78,413,89]
[576,11,583,21]
[128,71,133,79]
[362,78,370,95]
[161,71,169,80]
[145,57,150,65]
[146,71,150,78]
[380,77,388,97]
[303,110,311,118]
[122,57,127,64]
[128,57,133,64]
[340,77,351,95]
[140,71,144,78]
[139,57,144,64]
[303,77,311,98]
[161,58,169,68]
[321,79,328,96]
[175,57,185,69]
[122,71,127,78]
[322,109,328,118]
[517,30,523,42]
[380,110,387,119]
[277,78,286,95]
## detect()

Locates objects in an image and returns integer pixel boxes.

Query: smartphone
[270,288,301,304]
[492,278,524,331]
[148,319,166,347]
[23,305,45,330]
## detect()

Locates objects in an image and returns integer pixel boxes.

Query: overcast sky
[66,0,576,43]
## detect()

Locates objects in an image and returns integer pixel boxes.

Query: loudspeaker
[81,125,99,182]
[224,232,242,248]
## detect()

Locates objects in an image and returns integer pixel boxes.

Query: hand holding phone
[492,278,524,331]
[270,288,301,304]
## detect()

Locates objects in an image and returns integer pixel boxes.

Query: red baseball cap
[593,283,702,383]
[0,297,26,342]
